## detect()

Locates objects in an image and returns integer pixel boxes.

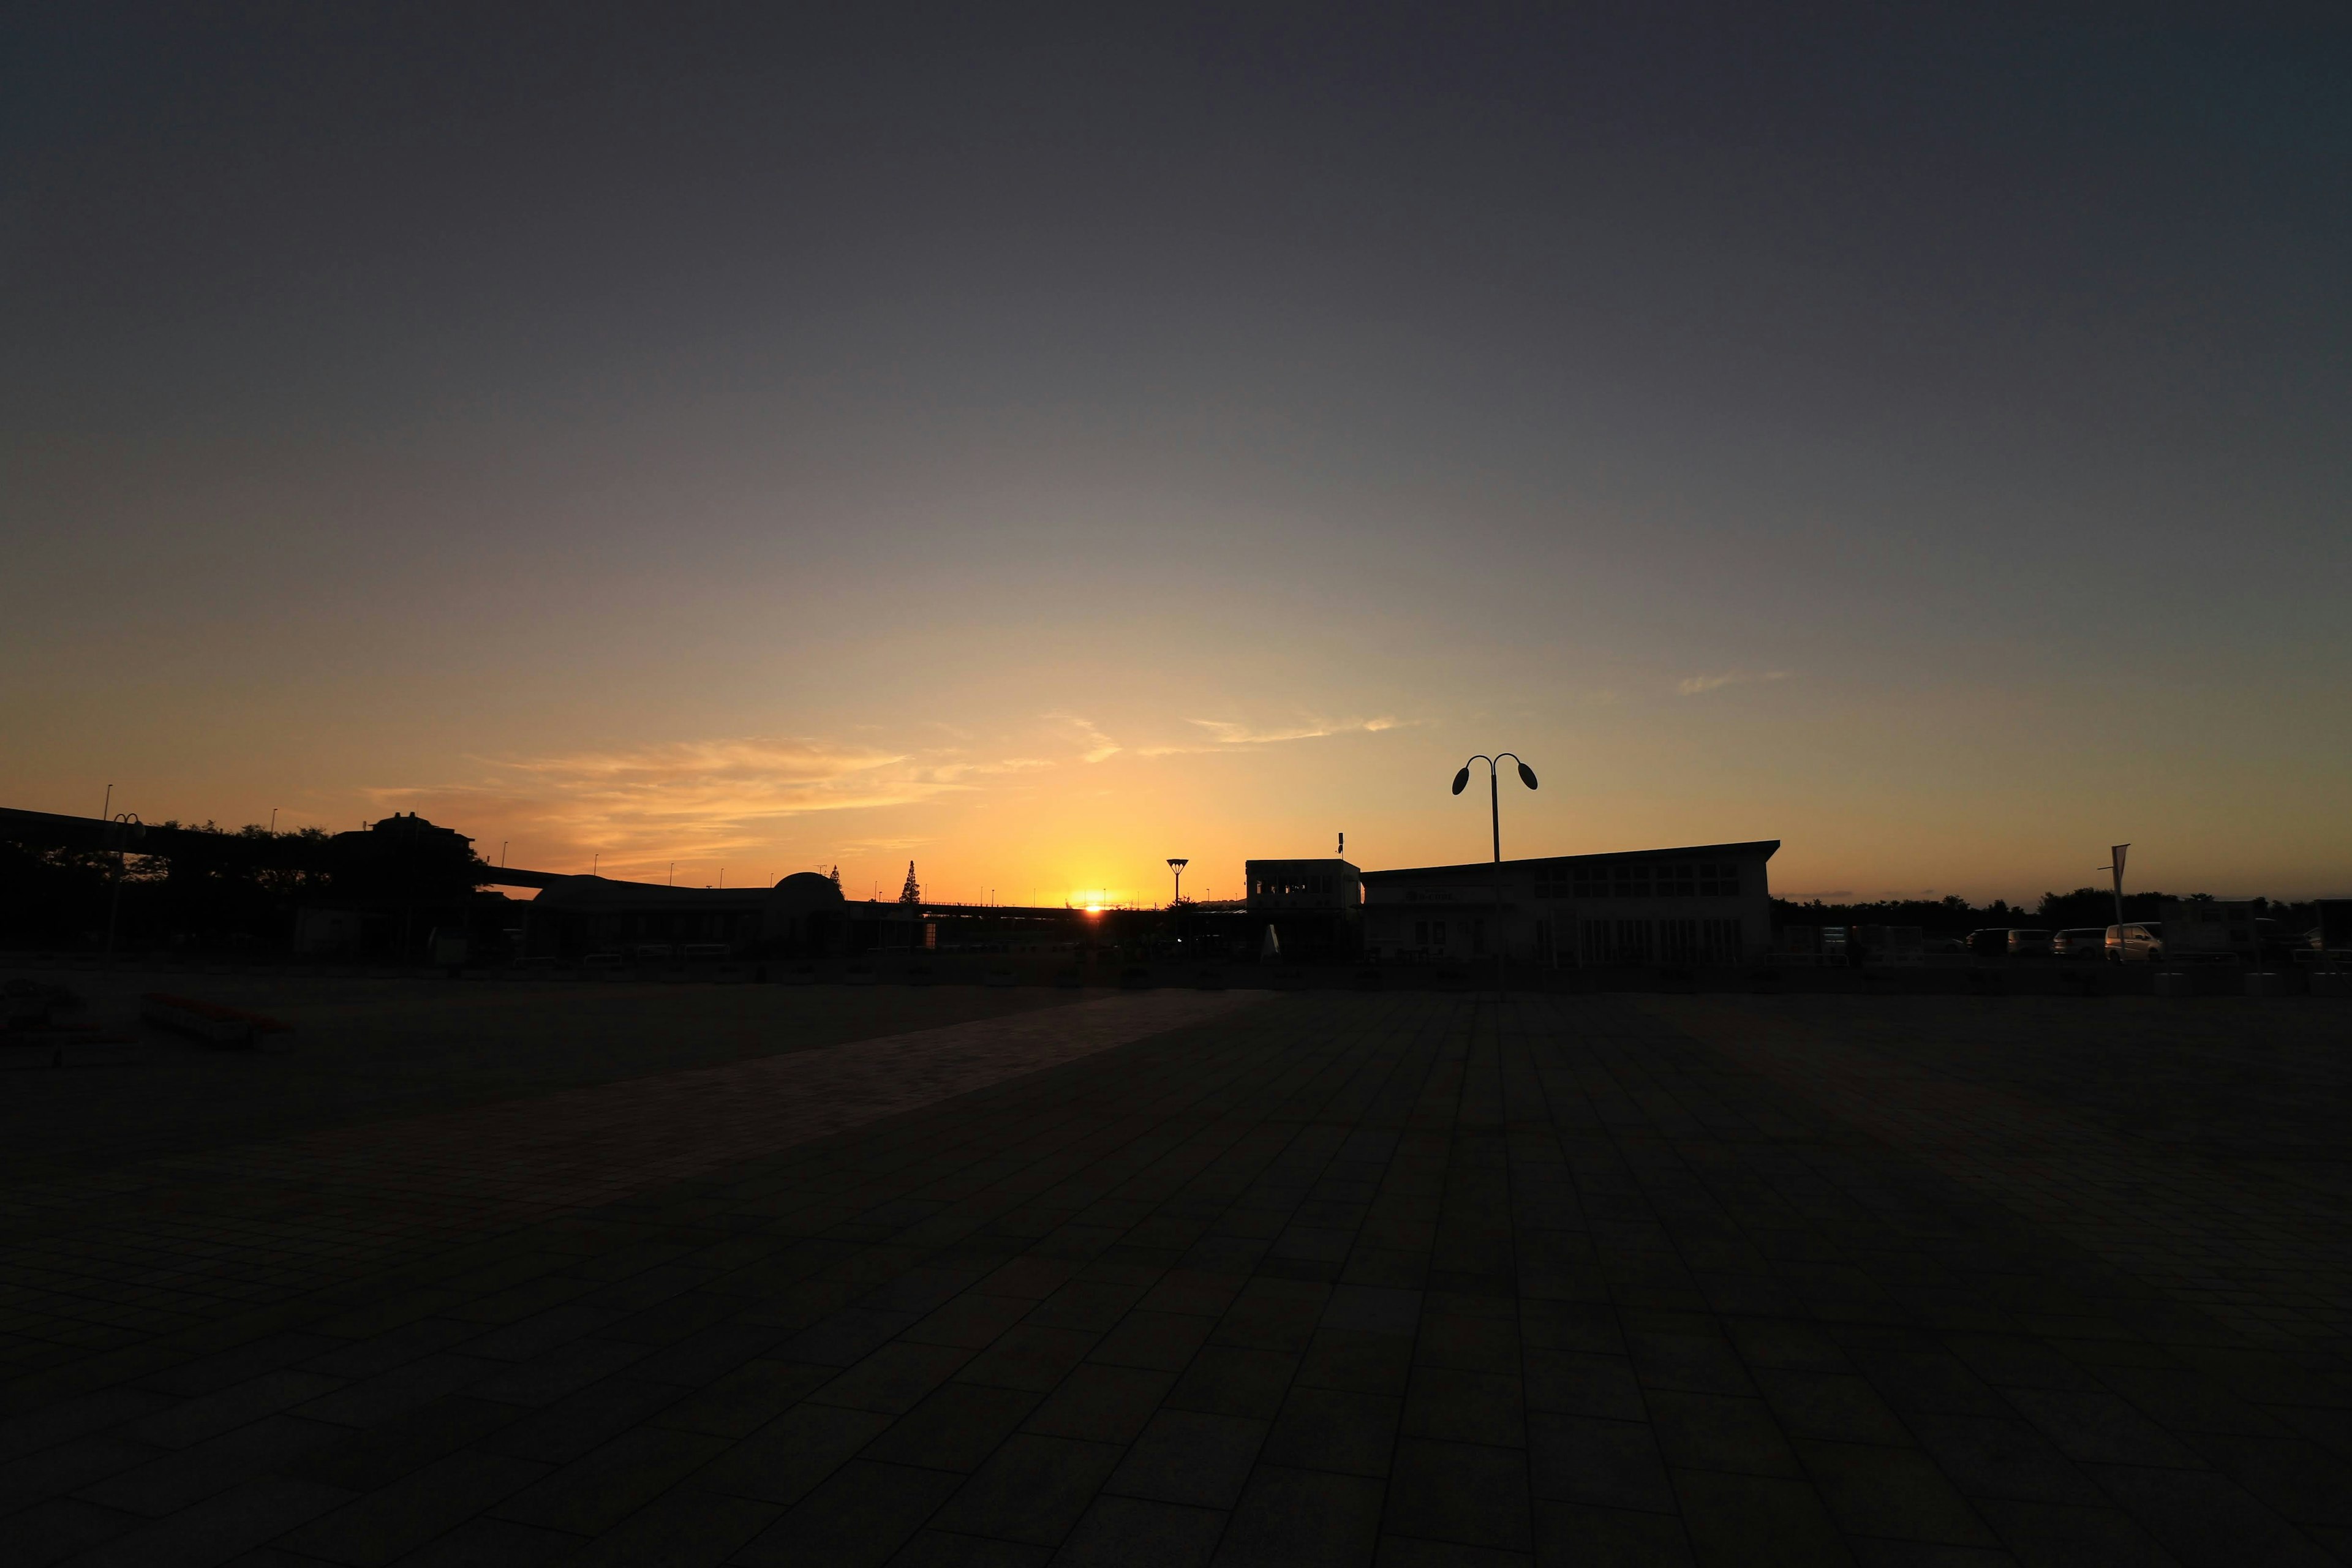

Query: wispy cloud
[1129,714,1401,756]
[365,734,999,873]
[1044,714,1123,764]
[1676,669,1790,696]
[1172,715,1405,749]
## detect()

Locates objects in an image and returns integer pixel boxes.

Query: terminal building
[518,870,883,959]
[1243,858,1362,958]
[1244,858,1361,915]
[1361,840,1779,967]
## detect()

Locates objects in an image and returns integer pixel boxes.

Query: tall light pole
[103,812,142,974]
[269,807,278,834]
[1452,754,1538,995]
[1167,858,1188,907]
[2100,845,2129,962]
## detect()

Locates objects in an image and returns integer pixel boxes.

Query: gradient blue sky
[6,4,2348,903]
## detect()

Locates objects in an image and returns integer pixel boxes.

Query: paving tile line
[0,993,1326,1424]
[9,990,1265,1219]
[1637,997,2352,1352]
[211,989,1268,1208]
[1538,1005,2352,1567]
[692,998,1463,1565]
[0,1001,1364,1561]
[16,993,2328,1566]
[0,992,1267,1382]
[1504,1004,2180,1563]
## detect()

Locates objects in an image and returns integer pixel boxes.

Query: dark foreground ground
[2,979,2349,1566]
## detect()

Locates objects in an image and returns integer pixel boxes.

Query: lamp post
[1167,858,1188,907]
[103,812,143,974]
[1452,754,1538,995]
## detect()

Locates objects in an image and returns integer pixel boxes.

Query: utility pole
[102,813,140,974]
[2101,845,2129,957]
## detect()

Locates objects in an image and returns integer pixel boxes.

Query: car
[2052,928,2108,959]
[2006,929,2054,957]
[1966,929,2009,957]
[2106,922,2165,963]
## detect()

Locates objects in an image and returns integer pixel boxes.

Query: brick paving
[2,988,2349,1566]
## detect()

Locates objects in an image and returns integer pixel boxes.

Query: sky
[6,4,2349,906]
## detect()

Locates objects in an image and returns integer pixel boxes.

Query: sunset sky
[7,7,2348,905]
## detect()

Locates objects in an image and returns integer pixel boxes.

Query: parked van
[2106,923,2165,963]
[2052,928,2108,959]
[2006,929,2053,957]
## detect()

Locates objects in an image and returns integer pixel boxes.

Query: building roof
[1361,840,1781,882]
[531,876,773,911]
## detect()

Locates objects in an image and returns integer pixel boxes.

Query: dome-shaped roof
[771,871,848,910]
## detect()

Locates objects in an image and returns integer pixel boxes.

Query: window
[1414,920,1429,947]
[1701,919,1743,963]
[1579,918,1654,965]
[1432,921,1447,948]
[1698,863,1741,897]
[1612,863,1649,899]
[1572,866,1607,898]
[1658,863,1696,898]
[1536,864,1570,900]
[1659,919,1699,963]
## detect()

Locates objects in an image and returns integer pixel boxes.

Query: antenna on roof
[1338,831,1344,857]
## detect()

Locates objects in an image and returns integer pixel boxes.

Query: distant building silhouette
[1243,858,1361,959]
[1246,858,1361,914]
[1362,840,1779,966]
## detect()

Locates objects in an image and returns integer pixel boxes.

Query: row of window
[1409,918,1485,954]
[1534,861,1743,900]
[1253,875,1344,899]
[1578,918,1745,965]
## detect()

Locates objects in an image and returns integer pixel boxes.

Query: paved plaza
[2,978,2350,1566]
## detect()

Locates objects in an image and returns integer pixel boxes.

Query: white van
[2052,928,2107,959]
[2105,923,2165,963]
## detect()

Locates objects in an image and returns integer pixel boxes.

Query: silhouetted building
[1245,859,1361,914]
[1242,858,1362,959]
[1363,840,1778,966]
[521,869,871,959]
